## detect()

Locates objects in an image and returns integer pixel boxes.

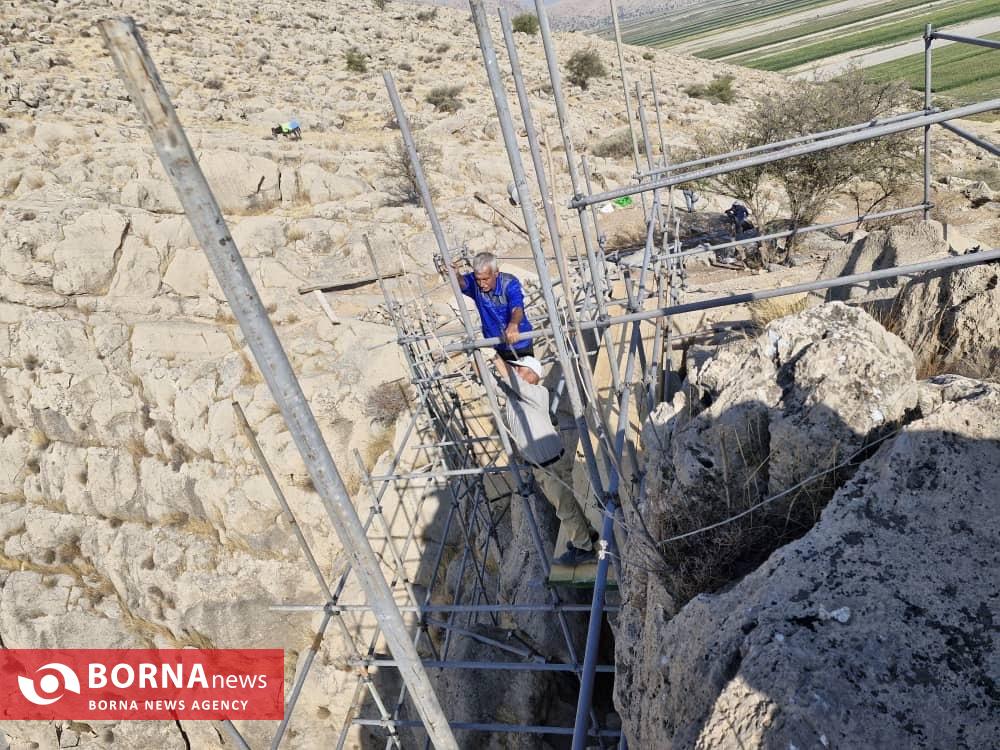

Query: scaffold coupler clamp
[597,538,609,561]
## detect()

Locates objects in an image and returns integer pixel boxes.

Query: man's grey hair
[473,252,499,273]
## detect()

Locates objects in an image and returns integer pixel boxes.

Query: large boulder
[889,261,1000,381]
[822,221,950,302]
[640,303,916,601]
[620,376,1000,749]
[617,303,923,746]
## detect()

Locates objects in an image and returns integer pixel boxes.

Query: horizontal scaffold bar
[270,603,619,614]
[574,100,1000,208]
[352,718,622,737]
[931,31,1000,50]
[352,659,616,672]
[442,247,1000,352]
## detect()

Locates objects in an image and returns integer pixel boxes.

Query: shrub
[512,13,539,35]
[566,47,606,90]
[416,7,437,21]
[592,129,644,159]
[684,74,735,104]
[345,48,367,73]
[435,43,450,54]
[642,50,655,61]
[204,76,224,90]
[374,0,388,10]
[426,84,463,112]
[382,131,442,205]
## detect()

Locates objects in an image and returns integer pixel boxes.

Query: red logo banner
[0,649,284,720]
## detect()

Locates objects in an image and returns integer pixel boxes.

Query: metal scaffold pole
[924,23,933,221]
[99,18,458,750]
[533,0,624,396]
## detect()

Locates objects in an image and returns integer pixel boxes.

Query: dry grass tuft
[749,293,809,327]
[365,380,411,427]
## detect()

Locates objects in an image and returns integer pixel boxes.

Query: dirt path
[790,16,1000,79]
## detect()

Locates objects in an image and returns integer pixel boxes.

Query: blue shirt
[461,271,533,352]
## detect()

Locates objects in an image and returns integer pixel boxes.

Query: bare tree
[693,69,919,256]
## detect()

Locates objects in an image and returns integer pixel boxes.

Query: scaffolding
[98,8,1000,749]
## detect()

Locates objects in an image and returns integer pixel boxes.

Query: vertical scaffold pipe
[469,8,622,747]
[924,23,933,221]
[99,19,457,750]
[533,0,623,394]
[497,8,618,471]
[609,0,647,216]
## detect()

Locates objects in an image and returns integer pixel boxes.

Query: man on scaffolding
[451,252,534,362]
[493,355,598,567]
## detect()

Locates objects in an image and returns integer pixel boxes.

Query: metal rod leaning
[930,30,1000,49]
[924,24,933,221]
[939,121,1000,157]
[99,19,457,750]
[231,402,406,748]
[638,107,934,180]
[577,99,1000,208]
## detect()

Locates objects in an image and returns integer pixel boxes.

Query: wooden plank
[298,270,404,295]
[548,560,619,589]
[311,289,341,326]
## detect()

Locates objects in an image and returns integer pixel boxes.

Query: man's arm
[504,306,524,345]
[442,263,471,295]
[504,276,527,344]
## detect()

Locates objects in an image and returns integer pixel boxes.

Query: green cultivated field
[866,31,1000,104]
[698,0,937,60]
[612,0,1000,110]
[617,0,836,48]
[745,0,1000,70]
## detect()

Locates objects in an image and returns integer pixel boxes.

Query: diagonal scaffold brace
[99,18,459,750]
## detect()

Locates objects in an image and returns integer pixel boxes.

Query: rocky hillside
[2,0,999,747]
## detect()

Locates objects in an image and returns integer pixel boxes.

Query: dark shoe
[554,542,596,566]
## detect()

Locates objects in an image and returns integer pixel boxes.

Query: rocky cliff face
[618,301,1000,748]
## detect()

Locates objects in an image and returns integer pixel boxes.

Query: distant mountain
[404,0,710,30]
[547,0,704,31]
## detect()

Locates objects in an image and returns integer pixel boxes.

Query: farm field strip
[866,31,1000,100]
[744,0,1000,70]
[698,0,940,60]
[618,0,838,48]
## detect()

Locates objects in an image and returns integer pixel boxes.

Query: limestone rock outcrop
[822,221,951,302]
[890,260,1000,380]
[620,375,1000,749]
